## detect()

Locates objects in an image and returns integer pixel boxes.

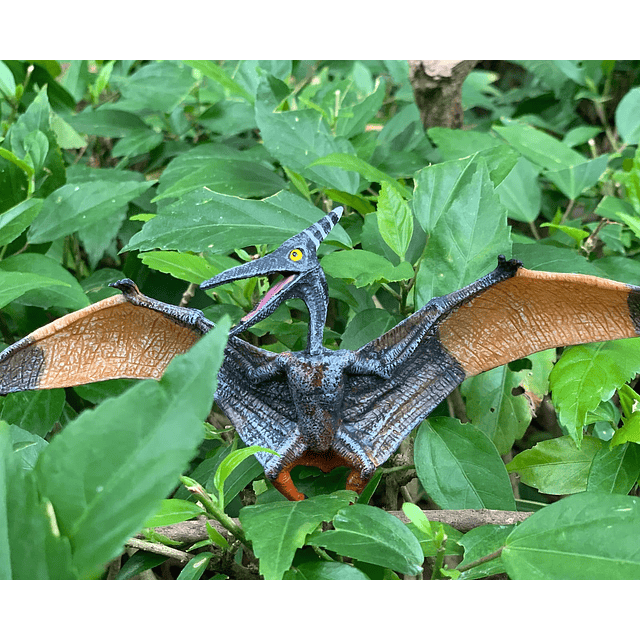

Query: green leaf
[462,350,556,455]
[126,190,351,253]
[0,198,43,246]
[0,253,89,310]
[309,153,412,198]
[143,499,206,528]
[0,61,16,98]
[113,61,195,113]
[415,417,516,510]
[7,424,49,471]
[139,251,226,284]
[493,123,584,170]
[0,271,70,309]
[376,182,413,259]
[511,241,602,275]
[458,524,514,580]
[1,388,65,439]
[153,143,285,201]
[177,552,213,580]
[239,492,353,580]
[28,179,153,244]
[428,127,502,160]
[285,560,370,580]
[213,446,276,509]
[404,520,463,558]
[502,492,640,579]
[615,87,640,145]
[0,423,76,578]
[50,112,87,149]
[549,339,640,443]
[496,157,541,223]
[506,435,604,494]
[2,87,66,204]
[544,154,609,200]
[116,550,166,580]
[339,308,398,350]
[611,412,640,446]
[34,319,230,578]
[67,108,149,138]
[111,129,163,158]
[321,249,413,287]
[586,443,640,494]
[185,60,254,104]
[307,503,424,575]
[413,157,510,304]
[255,76,359,193]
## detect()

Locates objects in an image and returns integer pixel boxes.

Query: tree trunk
[408,60,478,129]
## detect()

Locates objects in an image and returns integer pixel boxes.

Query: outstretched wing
[342,258,640,467]
[0,280,213,394]
[215,336,297,471]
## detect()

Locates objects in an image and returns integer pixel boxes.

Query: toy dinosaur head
[200,206,343,354]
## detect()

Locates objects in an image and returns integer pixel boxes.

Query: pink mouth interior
[242,274,296,321]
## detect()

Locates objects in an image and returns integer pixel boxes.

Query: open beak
[200,255,303,336]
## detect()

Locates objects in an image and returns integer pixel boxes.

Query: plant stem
[456,547,505,573]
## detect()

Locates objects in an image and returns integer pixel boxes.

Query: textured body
[3,209,640,500]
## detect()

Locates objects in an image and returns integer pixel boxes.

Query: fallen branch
[137,508,532,546]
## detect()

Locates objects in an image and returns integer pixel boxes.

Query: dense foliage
[1,60,639,580]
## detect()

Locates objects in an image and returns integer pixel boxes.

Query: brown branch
[139,508,532,546]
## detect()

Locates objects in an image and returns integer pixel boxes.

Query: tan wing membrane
[0,293,203,393]
[438,268,640,376]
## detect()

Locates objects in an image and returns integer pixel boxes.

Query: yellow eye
[289,249,303,262]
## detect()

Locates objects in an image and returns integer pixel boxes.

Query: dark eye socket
[289,249,303,261]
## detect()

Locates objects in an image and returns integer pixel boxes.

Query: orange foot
[271,450,370,501]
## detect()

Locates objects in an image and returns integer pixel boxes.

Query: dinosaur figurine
[2,206,640,500]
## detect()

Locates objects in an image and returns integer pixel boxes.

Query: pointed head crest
[297,206,343,250]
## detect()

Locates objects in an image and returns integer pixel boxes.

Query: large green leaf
[67,107,149,138]
[255,76,359,193]
[321,249,413,287]
[239,492,353,580]
[307,503,424,575]
[585,442,640,494]
[28,179,152,244]
[415,417,516,510]
[376,182,413,259]
[495,157,541,223]
[33,318,230,578]
[461,350,555,455]
[549,339,640,443]
[616,87,640,145]
[0,198,43,246]
[0,253,90,310]
[284,560,370,580]
[458,524,514,580]
[126,190,351,253]
[153,143,285,201]
[0,388,65,439]
[502,492,640,579]
[493,123,584,170]
[139,251,233,285]
[0,271,69,309]
[544,154,609,200]
[112,61,195,113]
[413,157,511,305]
[0,423,76,579]
[7,424,49,473]
[507,435,604,494]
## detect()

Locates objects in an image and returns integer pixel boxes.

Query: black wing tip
[109,279,140,297]
[497,255,523,275]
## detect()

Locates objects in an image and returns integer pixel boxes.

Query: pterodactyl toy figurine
[2,207,640,500]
